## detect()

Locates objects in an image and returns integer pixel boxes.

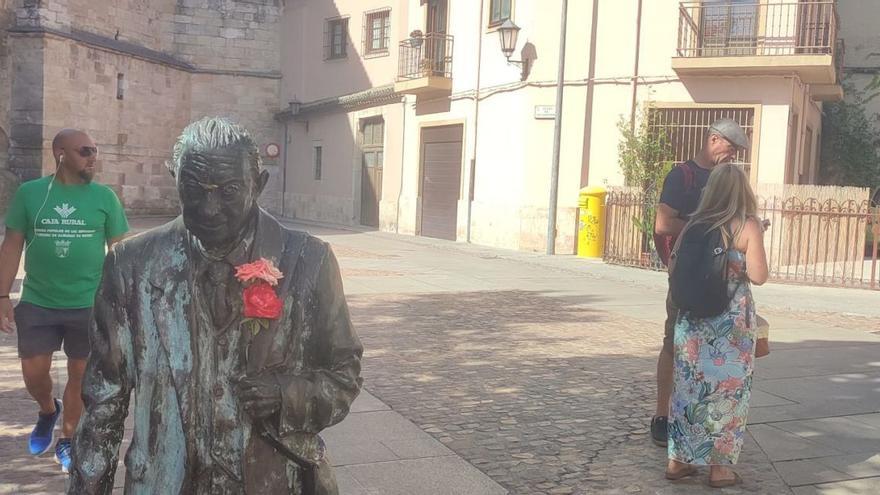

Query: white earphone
[24,153,61,254]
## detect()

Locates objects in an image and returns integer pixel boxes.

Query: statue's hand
[236,375,282,420]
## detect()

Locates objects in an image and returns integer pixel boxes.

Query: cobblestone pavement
[347,291,794,495]
[2,219,879,494]
[0,333,69,494]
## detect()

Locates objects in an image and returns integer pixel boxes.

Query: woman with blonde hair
[664,163,768,488]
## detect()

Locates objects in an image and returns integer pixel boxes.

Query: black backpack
[669,222,731,318]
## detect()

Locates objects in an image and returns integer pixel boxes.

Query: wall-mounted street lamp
[498,4,569,254]
[497,19,530,81]
[498,20,520,61]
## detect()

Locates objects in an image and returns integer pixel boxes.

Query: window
[313,145,323,180]
[364,9,391,56]
[116,73,125,100]
[648,107,755,176]
[489,0,512,26]
[361,118,385,173]
[325,17,349,60]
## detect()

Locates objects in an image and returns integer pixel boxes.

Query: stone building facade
[0,0,284,215]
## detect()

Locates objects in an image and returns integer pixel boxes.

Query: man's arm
[69,249,134,495]
[107,234,125,250]
[655,167,688,237]
[273,246,363,435]
[0,229,24,333]
[655,203,687,237]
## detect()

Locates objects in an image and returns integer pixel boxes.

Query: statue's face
[178,149,261,249]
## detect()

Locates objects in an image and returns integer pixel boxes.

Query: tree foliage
[617,110,675,200]
[617,109,675,252]
[819,75,880,187]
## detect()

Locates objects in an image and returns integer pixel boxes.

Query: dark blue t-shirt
[658,160,712,219]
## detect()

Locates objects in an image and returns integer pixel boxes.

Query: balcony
[394,33,454,97]
[672,1,842,92]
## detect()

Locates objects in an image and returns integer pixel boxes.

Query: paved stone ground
[346,291,791,495]
[2,218,880,494]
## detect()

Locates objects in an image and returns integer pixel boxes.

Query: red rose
[243,282,282,319]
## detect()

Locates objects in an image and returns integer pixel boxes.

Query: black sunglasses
[75,146,98,158]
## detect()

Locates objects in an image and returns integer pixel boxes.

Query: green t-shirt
[5,176,129,309]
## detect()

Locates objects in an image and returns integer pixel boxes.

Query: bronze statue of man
[69,117,363,494]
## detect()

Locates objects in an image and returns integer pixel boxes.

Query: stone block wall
[0,0,285,214]
[5,32,44,181]
[41,36,191,214]
[0,0,16,215]
[170,0,281,73]
[0,0,13,138]
[189,72,283,214]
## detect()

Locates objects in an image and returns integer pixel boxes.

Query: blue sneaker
[54,438,72,474]
[28,398,62,456]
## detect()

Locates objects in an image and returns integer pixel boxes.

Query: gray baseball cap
[708,118,750,150]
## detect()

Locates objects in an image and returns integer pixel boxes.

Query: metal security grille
[648,107,754,175]
[363,9,391,55]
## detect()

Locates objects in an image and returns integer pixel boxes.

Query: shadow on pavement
[348,289,880,494]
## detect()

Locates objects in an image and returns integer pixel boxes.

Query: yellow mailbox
[577,186,607,258]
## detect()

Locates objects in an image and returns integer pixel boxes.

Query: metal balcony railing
[677,1,838,58]
[397,32,454,80]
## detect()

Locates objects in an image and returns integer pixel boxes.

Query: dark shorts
[15,302,92,359]
[662,289,678,354]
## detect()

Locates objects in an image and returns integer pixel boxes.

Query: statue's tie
[206,261,233,327]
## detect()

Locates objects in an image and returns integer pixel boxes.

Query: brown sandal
[708,472,742,488]
[665,466,698,480]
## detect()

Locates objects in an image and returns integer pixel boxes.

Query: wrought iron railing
[397,32,454,80]
[677,1,838,58]
[604,189,880,290]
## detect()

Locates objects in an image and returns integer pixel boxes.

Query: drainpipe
[580,0,600,187]
[281,120,289,218]
[546,0,569,255]
[396,97,407,233]
[629,0,644,130]
[466,0,486,243]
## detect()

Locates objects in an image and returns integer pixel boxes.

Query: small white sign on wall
[534,105,556,120]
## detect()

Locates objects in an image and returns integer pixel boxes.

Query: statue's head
[169,117,270,250]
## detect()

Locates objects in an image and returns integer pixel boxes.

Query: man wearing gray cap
[650,118,749,447]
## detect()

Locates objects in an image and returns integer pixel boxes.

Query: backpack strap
[680,162,696,192]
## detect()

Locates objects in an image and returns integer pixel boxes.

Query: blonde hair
[688,163,757,245]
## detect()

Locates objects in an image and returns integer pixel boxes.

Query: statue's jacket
[69,210,363,494]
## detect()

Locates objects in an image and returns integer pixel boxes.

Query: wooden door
[419,125,463,241]
[360,118,384,228]
[426,0,448,34]
[796,0,831,54]
[699,0,759,56]
[425,0,448,76]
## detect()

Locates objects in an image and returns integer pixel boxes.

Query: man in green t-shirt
[0,129,129,474]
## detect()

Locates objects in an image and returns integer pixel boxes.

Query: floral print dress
[668,249,756,465]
